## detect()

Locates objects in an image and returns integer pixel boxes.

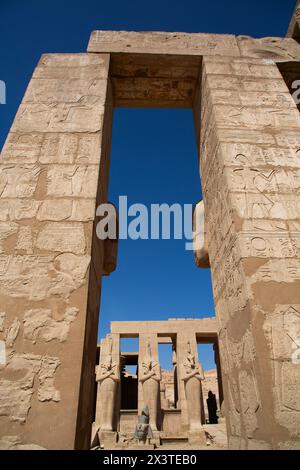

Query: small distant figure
[207,390,218,424]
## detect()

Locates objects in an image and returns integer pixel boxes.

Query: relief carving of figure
[181,341,205,430]
[96,336,119,431]
[139,339,161,431]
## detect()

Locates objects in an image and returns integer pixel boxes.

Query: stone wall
[0,53,112,450]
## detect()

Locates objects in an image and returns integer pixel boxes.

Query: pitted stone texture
[36,222,86,254]
[23,307,79,343]
[0,436,45,450]
[238,36,300,62]
[0,352,60,423]
[0,165,41,198]
[1,133,103,165]
[0,254,90,300]
[88,30,240,56]
[46,165,99,198]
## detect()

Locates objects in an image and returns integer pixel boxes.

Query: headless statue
[139,339,161,431]
[181,341,205,430]
[134,405,153,444]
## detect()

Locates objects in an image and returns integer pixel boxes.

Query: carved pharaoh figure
[96,336,119,431]
[181,341,205,431]
[139,339,161,431]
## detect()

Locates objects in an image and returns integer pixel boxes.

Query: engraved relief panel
[0,253,90,301]
[264,305,300,435]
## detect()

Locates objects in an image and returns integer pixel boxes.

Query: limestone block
[23,307,79,343]
[0,312,5,332]
[0,222,18,252]
[0,199,40,221]
[33,53,109,80]
[249,259,300,285]
[0,352,60,422]
[0,436,46,450]
[0,253,90,300]
[1,133,42,164]
[23,79,107,104]
[213,105,300,130]
[36,222,86,254]
[204,59,285,80]
[238,36,300,62]
[37,356,61,402]
[46,165,99,198]
[11,100,104,133]
[219,143,300,168]
[0,165,41,198]
[37,199,95,221]
[232,192,300,220]
[263,305,300,436]
[88,30,240,56]
[238,369,260,438]
[5,318,20,347]
[16,226,34,253]
[210,90,293,109]
[38,133,102,164]
[187,429,206,446]
[227,166,300,193]
[204,74,286,92]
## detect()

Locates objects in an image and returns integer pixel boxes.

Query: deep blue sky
[0,0,295,370]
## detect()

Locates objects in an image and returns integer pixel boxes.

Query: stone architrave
[139,335,161,431]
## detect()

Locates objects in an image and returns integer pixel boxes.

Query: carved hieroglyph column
[0,53,113,449]
[95,334,120,432]
[138,334,161,431]
[198,55,300,449]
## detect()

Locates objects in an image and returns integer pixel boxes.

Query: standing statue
[134,405,153,444]
[139,339,161,431]
[181,341,205,430]
[96,336,119,431]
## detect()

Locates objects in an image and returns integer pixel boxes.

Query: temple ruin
[1,2,300,450]
[92,318,222,448]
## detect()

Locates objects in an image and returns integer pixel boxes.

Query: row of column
[95,332,206,437]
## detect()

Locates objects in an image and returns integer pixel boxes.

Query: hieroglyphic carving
[1,132,103,165]
[23,307,79,343]
[0,165,42,198]
[263,305,300,436]
[0,253,90,301]
[36,222,86,254]
[88,30,240,56]
[0,352,60,423]
[46,165,99,198]
[5,318,20,348]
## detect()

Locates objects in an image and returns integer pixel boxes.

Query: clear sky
[0,0,296,370]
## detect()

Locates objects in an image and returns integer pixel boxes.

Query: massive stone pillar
[0,53,113,449]
[198,55,300,449]
[95,334,120,446]
[177,331,205,444]
[138,334,161,432]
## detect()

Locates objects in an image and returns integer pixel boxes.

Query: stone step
[160,436,189,445]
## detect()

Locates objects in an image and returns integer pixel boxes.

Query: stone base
[98,430,117,449]
[188,429,206,447]
[128,444,155,450]
[150,430,161,447]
